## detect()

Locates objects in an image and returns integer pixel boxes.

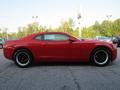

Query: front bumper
[112,47,117,61]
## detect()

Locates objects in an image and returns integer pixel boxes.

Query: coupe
[3,32,117,67]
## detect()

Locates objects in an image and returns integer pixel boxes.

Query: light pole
[77,13,82,38]
[106,15,112,20]
[32,16,38,22]
[106,15,113,37]
[32,16,39,33]
[4,28,8,40]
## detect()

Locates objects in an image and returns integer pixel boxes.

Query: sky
[0,0,120,32]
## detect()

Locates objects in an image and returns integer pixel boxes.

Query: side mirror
[69,38,76,42]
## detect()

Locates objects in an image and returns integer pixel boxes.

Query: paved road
[0,48,120,90]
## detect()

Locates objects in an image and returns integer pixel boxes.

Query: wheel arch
[90,45,112,62]
[12,47,34,60]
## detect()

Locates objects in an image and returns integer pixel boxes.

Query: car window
[44,34,69,40]
[35,35,44,40]
[35,34,69,41]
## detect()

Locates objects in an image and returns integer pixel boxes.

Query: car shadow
[32,62,91,67]
[31,61,117,68]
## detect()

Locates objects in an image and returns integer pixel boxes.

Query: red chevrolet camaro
[3,32,117,67]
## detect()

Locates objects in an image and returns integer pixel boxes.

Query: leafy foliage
[0,18,120,39]
[82,19,120,38]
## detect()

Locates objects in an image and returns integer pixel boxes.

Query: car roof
[20,32,71,40]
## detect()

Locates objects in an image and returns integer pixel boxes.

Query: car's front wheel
[91,48,111,66]
[13,49,33,68]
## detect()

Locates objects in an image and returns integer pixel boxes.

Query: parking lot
[0,48,120,90]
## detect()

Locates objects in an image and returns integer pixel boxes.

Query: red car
[3,32,117,67]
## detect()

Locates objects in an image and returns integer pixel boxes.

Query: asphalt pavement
[0,48,120,90]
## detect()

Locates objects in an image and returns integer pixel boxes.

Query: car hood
[80,39,102,43]
[79,39,113,45]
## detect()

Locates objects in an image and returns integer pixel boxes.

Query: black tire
[13,49,33,68]
[91,48,111,66]
[118,44,120,47]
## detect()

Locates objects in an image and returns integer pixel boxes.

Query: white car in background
[95,36,118,47]
[96,36,113,43]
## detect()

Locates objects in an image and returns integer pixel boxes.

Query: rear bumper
[3,46,14,60]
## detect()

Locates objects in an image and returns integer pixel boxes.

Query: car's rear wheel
[91,48,111,66]
[13,49,33,68]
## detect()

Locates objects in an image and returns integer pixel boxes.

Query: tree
[1,18,120,39]
[82,26,97,38]
[100,20,113,36]
[113,19,120,36]
[59,18,79,37]
[93,21,101,36]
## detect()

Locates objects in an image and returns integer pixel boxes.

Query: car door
[35,33,73,61]
[34,33,87,62]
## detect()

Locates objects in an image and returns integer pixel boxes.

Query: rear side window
[35,35,44,40]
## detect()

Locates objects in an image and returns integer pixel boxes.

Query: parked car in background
[96,36,113,43]
[0,38,6,49]
[113,36,120,47]
[96,36,118,46]
[3,32,117,68]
